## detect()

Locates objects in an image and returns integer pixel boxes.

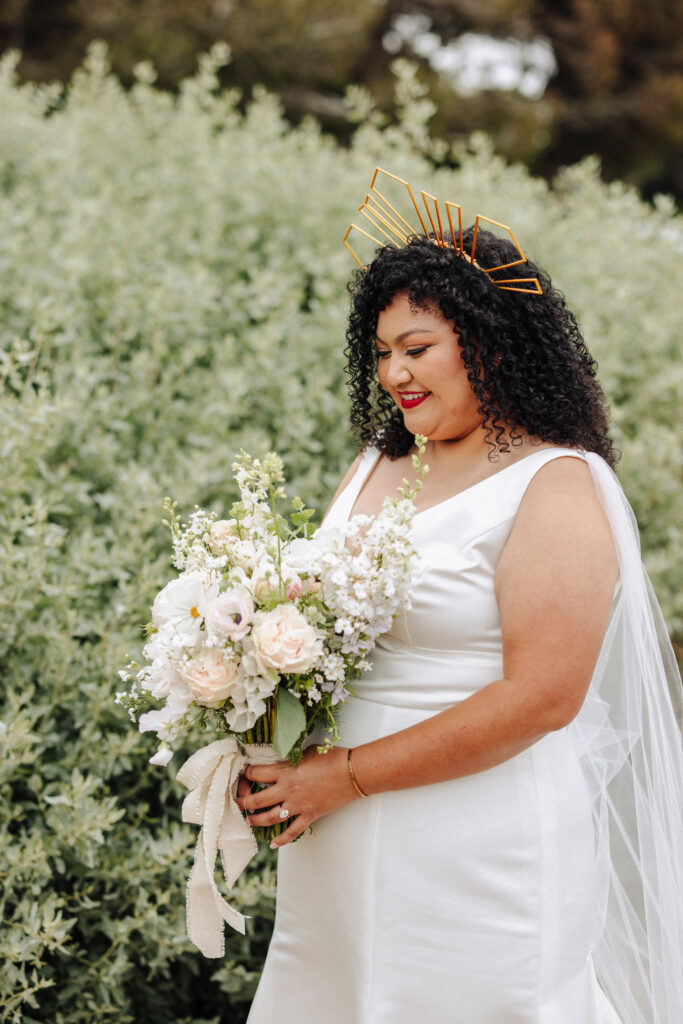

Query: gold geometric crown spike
[343,167,542,296]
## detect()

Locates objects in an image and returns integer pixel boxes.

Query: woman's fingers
[236,775,252,799]
[270,815,309,848]
[236,762,290,812]
[246,802,296,828]
[237,783,281,814]
[237,745,353,844]
[245,762,289,784]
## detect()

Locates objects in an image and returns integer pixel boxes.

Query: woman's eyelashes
[375,346,428,359]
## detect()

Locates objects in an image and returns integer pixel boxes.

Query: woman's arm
[239,457,618,845]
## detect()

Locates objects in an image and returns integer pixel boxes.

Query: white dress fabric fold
[247,447,682,1024]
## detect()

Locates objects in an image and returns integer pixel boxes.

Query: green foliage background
[0,42,680,1023]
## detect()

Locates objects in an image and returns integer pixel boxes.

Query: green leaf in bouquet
[291,508,317,535]
[273,687,306,758]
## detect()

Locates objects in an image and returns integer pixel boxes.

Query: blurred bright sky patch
[383,13,557,100]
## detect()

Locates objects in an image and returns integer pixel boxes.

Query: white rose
[250,604,323,674]
[205,587,254,641]
[180,648,240,707]
[209,519,238,553]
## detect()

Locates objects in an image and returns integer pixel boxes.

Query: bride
[239,175,682,1023]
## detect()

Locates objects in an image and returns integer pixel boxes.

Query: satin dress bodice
[325,446,582,710]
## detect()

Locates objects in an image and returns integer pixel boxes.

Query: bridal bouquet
[116,439,426,954]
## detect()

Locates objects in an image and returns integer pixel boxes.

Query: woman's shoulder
[501,446,617,579]
[516,444,604,517]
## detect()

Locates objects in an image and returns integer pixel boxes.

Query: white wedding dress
[247,447,682,1024]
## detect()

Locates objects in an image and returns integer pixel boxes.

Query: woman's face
[375,292,483,442]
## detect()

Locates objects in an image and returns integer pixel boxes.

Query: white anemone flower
[205,587,254,642]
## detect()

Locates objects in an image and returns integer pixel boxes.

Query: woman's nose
[384,353,412,386]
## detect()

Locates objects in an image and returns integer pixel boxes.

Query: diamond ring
[279,805,290,820]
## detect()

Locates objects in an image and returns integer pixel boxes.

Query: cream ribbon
[176,738,281,957]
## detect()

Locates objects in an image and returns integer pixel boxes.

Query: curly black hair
[345,232,617,467]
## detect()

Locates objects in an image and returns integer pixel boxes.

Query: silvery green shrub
[0,43,680,1024]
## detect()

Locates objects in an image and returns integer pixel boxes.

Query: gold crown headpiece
[343,167,542,296]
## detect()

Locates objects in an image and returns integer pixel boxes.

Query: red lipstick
[399,391,430,409]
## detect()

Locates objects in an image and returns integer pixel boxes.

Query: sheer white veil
[568,454,683,1023]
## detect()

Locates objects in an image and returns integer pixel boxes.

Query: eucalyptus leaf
[273,687,307,759]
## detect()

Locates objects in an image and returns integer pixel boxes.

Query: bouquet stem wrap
[176,739,281,956]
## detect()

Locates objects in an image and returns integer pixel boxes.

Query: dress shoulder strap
[448,447,588,539]
[510,445,587,488]
[324,447,381,528]
[502,446,588,514]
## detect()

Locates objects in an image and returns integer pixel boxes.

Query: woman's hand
[236,745,359,847]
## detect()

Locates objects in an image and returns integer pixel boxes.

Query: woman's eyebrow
[375,328,438,345]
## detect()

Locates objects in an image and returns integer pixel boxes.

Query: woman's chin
[401,410,445,438]
[401,411,434,432]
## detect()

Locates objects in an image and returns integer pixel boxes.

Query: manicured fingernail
[269,841,278,850]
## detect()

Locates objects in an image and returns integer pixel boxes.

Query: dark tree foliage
[0,0,681,200]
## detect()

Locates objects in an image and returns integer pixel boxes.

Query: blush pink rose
[251,605,323,674]
[180,649,240,707]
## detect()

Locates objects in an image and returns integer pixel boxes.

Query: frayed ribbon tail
[176,738,281,958]
[176,738,254,956]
